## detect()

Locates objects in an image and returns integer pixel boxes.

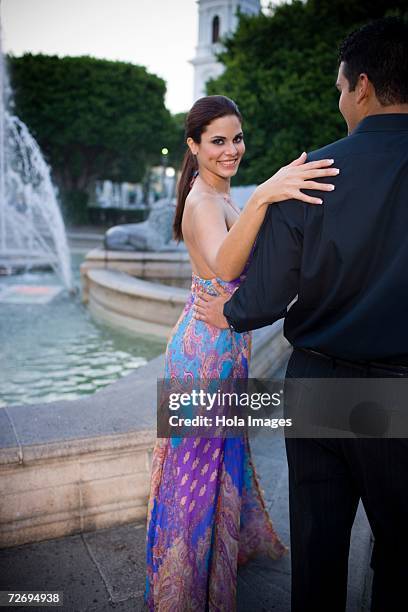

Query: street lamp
[161,147,169,198]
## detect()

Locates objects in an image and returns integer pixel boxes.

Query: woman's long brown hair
[173,95,242,241]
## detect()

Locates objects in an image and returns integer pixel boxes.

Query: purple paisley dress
[144,269,287,611]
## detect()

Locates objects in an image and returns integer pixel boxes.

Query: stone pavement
[0,425,373,612]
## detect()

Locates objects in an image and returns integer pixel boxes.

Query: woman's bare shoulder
[185,188,224,215]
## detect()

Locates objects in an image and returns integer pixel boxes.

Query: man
[194,17,408,612]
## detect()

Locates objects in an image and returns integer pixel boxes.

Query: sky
[0,0,199,114]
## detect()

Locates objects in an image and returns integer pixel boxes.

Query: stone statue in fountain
[104,198,186,252]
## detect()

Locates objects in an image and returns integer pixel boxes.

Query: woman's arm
[190,153,339,281]
[190,188,270,282]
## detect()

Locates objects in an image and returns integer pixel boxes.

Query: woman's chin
[217,164,241,179]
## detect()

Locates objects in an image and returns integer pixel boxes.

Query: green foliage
[165,112,187,170]
[8,54,175,221]
[61,189,89,225]
[207,0,408,184]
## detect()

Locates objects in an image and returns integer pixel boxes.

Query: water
[0,253,166,407]
[0,19,72,289]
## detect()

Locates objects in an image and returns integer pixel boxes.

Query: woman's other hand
[255,152,340,206]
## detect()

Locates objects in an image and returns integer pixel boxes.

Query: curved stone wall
[80,249,193,338]
[86,268,189,338]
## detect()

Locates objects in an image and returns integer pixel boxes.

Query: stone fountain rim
[85,248,190,262]
[87,268,189,303]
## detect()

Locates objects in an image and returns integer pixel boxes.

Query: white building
[191,0,261,101]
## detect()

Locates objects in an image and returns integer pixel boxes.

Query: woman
[144,95,338,611]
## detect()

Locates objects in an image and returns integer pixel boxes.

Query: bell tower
[191,0,261,101]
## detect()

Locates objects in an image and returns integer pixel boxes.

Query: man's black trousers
[284,348,408,612]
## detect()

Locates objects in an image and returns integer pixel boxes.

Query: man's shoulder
[265,134,352,227]
[307,134,350,162]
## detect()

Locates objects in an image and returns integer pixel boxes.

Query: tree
[8,54,175,222]
[165,112,187,170]
[207,0,408,184]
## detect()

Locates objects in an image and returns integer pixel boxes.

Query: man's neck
[365,103,408,117]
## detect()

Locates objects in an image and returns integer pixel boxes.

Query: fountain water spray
[0,6,72,289]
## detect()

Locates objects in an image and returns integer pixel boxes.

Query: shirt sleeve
[223,201,304,332]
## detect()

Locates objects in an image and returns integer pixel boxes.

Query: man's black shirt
[223,114,408,362]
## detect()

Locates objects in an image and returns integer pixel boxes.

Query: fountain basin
[81,248,191,285]
[0,253,166,408]
[80,249,192,338]
[85,268,189,338]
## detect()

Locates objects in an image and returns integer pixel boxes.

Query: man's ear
[187,137,198,156]
[356,73,370,104]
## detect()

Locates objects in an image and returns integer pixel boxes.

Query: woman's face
[189,114,245,179]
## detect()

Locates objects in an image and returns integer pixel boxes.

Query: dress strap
[189,170,199,189]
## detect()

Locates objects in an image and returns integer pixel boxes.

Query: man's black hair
[339,17,408,105]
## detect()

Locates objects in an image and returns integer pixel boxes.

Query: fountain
[0,14,72,289]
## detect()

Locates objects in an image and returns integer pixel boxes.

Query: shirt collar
[353,113,408,135]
